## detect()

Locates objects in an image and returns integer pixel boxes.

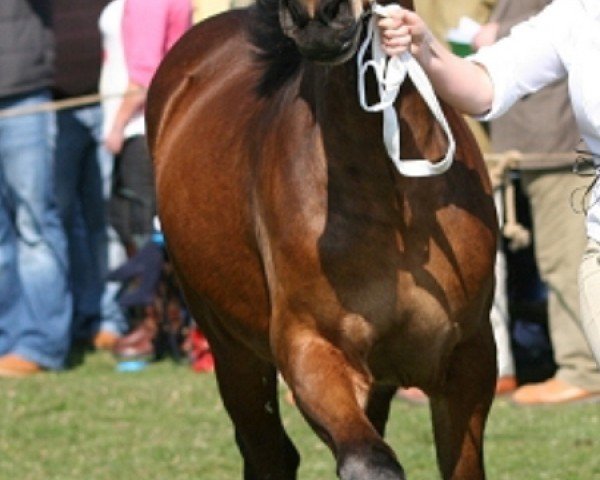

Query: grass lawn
[0,350,598,480]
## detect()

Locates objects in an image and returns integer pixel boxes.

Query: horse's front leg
[274,312,406,480]
[180,286,299,480]
[429,318,496,480]
[208,329,300,480]
[366,384,400,437]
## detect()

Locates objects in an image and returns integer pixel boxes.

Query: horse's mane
[249,0,302,96]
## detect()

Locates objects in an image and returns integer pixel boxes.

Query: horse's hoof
[338,444,406,480]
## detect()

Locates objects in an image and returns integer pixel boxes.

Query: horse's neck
[302,62,381,143]
[302,63,360,116]
[299,60,450,174]
[294,62,396,190]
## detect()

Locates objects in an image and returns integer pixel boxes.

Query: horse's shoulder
[162,10,252,75]
[147,10,256,149]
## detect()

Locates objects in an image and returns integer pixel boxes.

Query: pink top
[122,0,192,87]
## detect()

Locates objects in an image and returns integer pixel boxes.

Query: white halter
[357,3,455,177]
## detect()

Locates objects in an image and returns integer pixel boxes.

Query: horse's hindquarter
[148,11,273,353]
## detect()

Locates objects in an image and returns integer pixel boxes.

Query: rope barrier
[0,88,144,120]
[0,89,581,252]
[483,150,580,251]
[484,150,577,188]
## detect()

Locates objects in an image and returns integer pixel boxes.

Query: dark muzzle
[279,0,365,64]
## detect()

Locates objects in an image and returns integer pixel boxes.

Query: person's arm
[123,0,170,88]
[378,9,494,116]
[123,0,190,86]
[105,82,146,154]
[378,4,567,120]
[105,0,170,154]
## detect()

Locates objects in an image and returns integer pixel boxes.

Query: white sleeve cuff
[467,46,520,121]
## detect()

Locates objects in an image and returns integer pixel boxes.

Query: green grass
[0,351,598,480]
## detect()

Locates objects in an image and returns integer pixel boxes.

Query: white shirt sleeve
[468,0,569,120]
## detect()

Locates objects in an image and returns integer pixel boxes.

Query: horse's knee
[337,443,406,480]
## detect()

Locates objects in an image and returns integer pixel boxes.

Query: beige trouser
[521,170,600,391]
[578,239,600,368]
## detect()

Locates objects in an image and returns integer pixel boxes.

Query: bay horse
[146,0,498,478]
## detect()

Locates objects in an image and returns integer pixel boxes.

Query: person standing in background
[104,0,192,358]
[53,0,127,351]
[0,1,72,377]
[105,0,192,254]
[473,0,600,405]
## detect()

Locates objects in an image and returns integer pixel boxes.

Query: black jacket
[0,0,54,98]
[53,0,111,99]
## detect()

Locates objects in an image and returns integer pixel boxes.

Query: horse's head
[277,1,412,64]
[251,1,413,94]
[277,0,371,64]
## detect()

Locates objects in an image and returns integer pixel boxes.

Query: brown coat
[53,0,111,99]
[489,0,579,155]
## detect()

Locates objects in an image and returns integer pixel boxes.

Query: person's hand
[472,22,499,51]
[105,125,125,155]
[377,9,430,57]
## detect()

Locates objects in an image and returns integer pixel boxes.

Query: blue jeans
[55,104,127,339]
[0,89,72,370]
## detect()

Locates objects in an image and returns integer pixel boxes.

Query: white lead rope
[357,3,455,177]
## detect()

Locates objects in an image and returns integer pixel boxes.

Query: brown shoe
[93,330,120,350]
[113,317,157,360]
[495,375,517,396]
[512,377,600,405]
[0,354,43,378]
